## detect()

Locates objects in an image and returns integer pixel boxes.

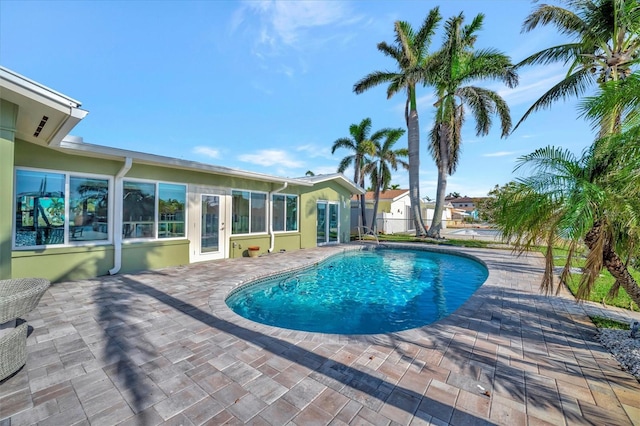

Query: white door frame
[316,200,340,246]
[189,186,228,262]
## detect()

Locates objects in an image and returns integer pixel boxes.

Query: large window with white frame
[232,190,267,234]
[272,194,298,232]
[14,168,111,248]
[122,180,186,239]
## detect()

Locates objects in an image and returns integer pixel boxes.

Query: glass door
[316,202,326,245]
[328,203,338,243]
[316,201,339,245]
[196,194,225,260]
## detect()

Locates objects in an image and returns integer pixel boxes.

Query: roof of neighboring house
[445,196,476,204]
[351,189,409,201]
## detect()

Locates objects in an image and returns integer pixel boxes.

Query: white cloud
[238,149,304,168]
[498,64,567,106]
[296,143,334,160]
[192,146,220,159]
[311,165,341,175]
[482,151,518,157]
[237,0,357,52]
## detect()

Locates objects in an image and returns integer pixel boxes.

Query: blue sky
[1,1,597,197]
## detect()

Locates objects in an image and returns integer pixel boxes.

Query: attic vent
[33,116,49,137]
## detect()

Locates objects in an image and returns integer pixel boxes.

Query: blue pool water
[225,248,488,334]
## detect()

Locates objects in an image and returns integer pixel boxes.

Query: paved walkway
[1,244,639,425]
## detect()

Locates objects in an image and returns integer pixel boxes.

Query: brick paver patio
[1,243,639,425]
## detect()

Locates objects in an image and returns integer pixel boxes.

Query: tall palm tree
[354,7,442,236]
[515,0,640,131]
[331,118,382,230]
[363,128,409,233]
[493,73,640,307]
[426,12,518,238]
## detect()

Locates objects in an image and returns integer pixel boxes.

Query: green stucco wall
[10,139,357,281]
[0,100,18,279]
[120,240,190,274]
[12,245,114,282]
[299,181,352,248]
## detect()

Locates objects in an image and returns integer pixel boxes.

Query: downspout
[268,182,288,253]
[109,157,132,275]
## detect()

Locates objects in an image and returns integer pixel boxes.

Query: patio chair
[0,278,50,381]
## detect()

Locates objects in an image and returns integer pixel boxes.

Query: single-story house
[0,66,363,282]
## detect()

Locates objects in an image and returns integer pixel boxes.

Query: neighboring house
[445,196,480,220]
[351,190,452,234]
[0,67,363,282]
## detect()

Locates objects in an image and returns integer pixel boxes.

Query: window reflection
[15,170,65,247]
[159,183,186,238]
[69,177,109,241]
[123,181,156,238]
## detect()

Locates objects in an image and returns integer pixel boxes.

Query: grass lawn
[547,247,639,312]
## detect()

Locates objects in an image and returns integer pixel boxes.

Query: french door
[192,193,226,261]
[316,201,339,245]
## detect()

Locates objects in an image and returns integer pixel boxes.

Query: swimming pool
[449,229,501,237]
[226,248,488,334]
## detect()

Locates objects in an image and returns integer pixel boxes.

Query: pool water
[225,248,488,334]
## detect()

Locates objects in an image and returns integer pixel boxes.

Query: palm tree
[354,7,442,236]
[426,12,518,238]
[363,128,409,233]
[331,118,383,229]
[515,0,640,131]
[493,74,640,307]
[495,0,640,305]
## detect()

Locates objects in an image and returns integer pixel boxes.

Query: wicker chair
[0,278,50,381]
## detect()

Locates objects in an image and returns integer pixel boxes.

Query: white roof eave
[58,138,314,186]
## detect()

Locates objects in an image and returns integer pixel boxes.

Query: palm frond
[515,43,586,69]
[415,7,442,56]
[522,4,586,36]
[353,71,398,95]
[331,137,355,154]
[514,68,594,130]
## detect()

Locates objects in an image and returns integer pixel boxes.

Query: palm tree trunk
[584,220,640,308]
[428,124,449,238]
[354,158,367,231]
[371,177,382,234]
[407,109,427,236]
[359,193,367,230]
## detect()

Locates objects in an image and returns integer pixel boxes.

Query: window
[159,183,186,238]
[272,194,298,232]
[232,190,266,234]
[123,181,155,238]
[251,192,266,233]
[70,177,109,241]
[123,180,186,239]
[14,169,111,248]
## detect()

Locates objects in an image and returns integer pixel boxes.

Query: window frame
[122,178,188,241]
[231,189,268,235]
[272,193,299,233]
[13,167,113,249]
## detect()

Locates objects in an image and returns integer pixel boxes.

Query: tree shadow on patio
[113,274,497,424]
